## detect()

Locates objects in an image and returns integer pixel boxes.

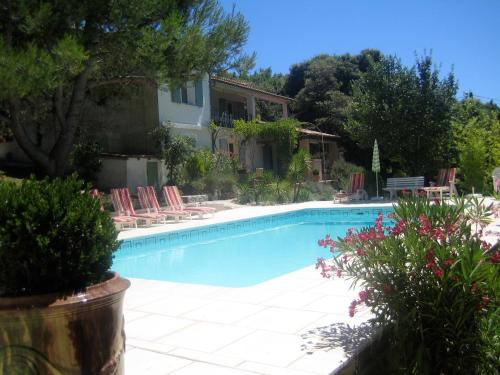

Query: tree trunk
[7,64,91,177]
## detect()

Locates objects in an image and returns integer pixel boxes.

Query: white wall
[97,157,128,190]
[157,73,211,149]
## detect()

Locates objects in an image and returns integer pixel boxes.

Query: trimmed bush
[0,175,119,296]
[330,159,364,191]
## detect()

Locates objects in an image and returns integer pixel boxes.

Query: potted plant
[0,175,129,374]
[317,197,498,374]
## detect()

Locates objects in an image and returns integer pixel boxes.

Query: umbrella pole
[376,172,379,198]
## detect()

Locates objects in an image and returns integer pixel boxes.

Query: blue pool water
[113,207,391,287]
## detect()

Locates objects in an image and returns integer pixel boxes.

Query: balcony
[211,111,250,128]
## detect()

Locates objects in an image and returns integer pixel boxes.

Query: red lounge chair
[162,186,215,218]
[334,172,368,202]
[137,186,191,222]
[110,188,166,226]
[90,189,137,230]
[422,168,458,200]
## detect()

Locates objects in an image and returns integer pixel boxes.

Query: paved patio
[124,267,373,375]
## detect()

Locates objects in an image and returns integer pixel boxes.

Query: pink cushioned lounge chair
[110,188,166,226]
[162,186,215,218]
[90,189,137,230]
[137,186,191,222]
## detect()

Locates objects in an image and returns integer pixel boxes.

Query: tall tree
[452,98,500,192]
[283,50,383,165]
[0,0,250,176]
[347,54,457,176]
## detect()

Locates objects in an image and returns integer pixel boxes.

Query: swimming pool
[113,207,391,287]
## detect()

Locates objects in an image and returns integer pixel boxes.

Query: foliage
[267,178,291,204]
[0,175,119,296]
[330,159,364,191]
[236,171,275,205]
[284,50,382,156]
[71,136,102,183]
[236,183,254,204]
[199,151,238,199]
[347,54,457,177]
[153,125,195,185]
[459,129,488,193]
[185,154,207,181]
[317,197,499,374]
[452,98,500,193]
[287,149,312,202]
[234,118,299,175]
[302,181,335,201]
[0,0,250,176]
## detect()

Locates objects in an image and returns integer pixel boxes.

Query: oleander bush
[317,197,499,374]
[0,175,119,296]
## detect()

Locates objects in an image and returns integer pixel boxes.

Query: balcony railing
[211,111,250,128]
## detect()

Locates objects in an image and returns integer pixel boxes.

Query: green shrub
[0,176,119,296]
[317,197,499,373]
[459,131,488,193]
[218,173,237,199]
[237,183,253,204]
[330,159,364,191]
[267,179,291,204]
[185,154,206,180]
[72,139,102,183]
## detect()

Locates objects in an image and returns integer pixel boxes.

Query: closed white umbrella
[372,139,381,198]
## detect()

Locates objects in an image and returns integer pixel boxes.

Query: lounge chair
[162,186,215,218]
[137,186,191,222]
[110,188,166,226]
[492,168,500,193]
[90,189,138,230]
[333,172,368,202]
[421,168,458,200]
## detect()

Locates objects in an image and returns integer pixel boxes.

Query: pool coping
[118,201,394,241]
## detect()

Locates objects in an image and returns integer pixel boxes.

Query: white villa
[0,75,341,191]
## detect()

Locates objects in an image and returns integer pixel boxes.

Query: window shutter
[181,86,188,103]
[171,87,181,103]
[195,80,204,106]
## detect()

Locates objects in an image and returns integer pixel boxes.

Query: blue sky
[220,0,500,103]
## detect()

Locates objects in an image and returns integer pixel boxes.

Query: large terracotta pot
[0,273,130,375]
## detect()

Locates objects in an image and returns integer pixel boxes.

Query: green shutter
[171,87,181,103]
[195,80,204,106]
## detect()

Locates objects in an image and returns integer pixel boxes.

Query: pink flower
[390,219,406,236]
[358,289,371,302]
[471,282,479,294]
[419,215,431,235]
[356,248,367,256]
[490,251,500,264]
[348,300,358,317]
[383,284,393,294]
[433,268,443,278]
[441,258,455,268]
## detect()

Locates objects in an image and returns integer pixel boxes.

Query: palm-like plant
[288,149,312,202]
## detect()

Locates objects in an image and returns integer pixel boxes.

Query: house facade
[0,75,340,191]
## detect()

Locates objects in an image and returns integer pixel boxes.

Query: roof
[298,128,339,139]
[211,76,293,102]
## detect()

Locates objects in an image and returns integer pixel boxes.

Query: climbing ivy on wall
[234,118,300,175]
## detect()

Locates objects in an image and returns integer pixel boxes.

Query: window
[171,79,203,106]
[195,80,203,106]
[171,84,188,104]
